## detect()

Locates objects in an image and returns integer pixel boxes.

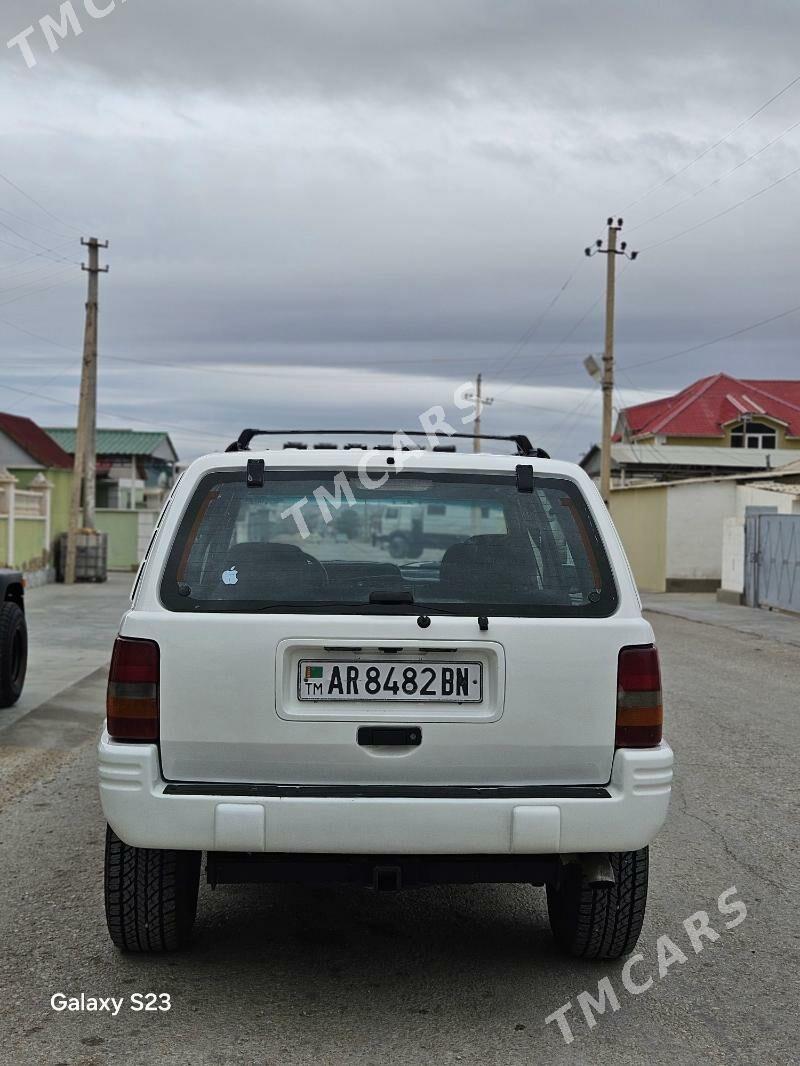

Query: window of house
[730,421,777,449]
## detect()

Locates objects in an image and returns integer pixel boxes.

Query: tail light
[616,645,662,748]
[107,637,159,742]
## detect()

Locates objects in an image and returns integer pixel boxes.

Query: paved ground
[5,574,132,732]
[0,583,797,1065]
[0,574,131,814]
[642,592,800,648]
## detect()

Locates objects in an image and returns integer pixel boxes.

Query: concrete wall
[11,467,72,556]
[610,485,668,593]
[96,509,140,571]
[720,516,745,598]
[615,477,800,601]
[14,517,48,570]
[664,481,738,589]
[0,515,47,571]
[95,509,160,571]
[719,486,800,604]
[736,484,800,516]
[8,468,162,574]
[612,479,745,593]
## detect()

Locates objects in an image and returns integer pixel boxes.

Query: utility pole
[585,219,637,506]
[466,373,494,453]
[64,237,108,585]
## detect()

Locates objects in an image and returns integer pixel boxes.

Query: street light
[583,354,602,382]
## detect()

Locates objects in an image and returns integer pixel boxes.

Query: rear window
[160,470,617,617]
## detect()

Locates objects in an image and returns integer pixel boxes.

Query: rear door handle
[357,726,422,746]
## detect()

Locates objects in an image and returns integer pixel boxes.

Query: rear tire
[0,601,27,708]
[104,826,201,952]
[546,848,649,960]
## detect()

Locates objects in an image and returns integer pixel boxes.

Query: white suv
[99,431,673,958]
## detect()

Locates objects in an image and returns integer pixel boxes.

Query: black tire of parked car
[546,847,649,960]
[104,825,202,952]
[0,601,27,709]
[388,533,424,560]
[388,533,409,559]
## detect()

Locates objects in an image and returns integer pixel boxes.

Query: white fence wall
[665,481,738,583]
[736,484,800,516]
[720,516,745,595]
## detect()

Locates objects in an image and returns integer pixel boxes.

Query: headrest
[440,535,523,584]
[227,542,311,570]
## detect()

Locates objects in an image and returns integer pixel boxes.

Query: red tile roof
[0,412,73,468]
[621,374,800,440]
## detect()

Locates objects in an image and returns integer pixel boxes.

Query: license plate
[298,660,483,702]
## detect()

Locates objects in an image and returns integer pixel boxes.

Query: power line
[0,236,76,270]
[522,297,800,381]
[508,258,635,394]
[0,270,77,309]
[0,315,503,381]
[21,242,784,410]
[494,291,602,397]
[0,257,83,293]
[547,385,599,456]
[0,380,225,444]
[0,232,77,266]
[628,117,800,234]
[616,367,660,407]
[0,265,76,304]
[640,162,800,252]
[621,302,800,371]
[0,204,76,242]
[490,260,584,380]
[0,319,82,417]
[624,69,800,210]
[0,217,81,262]
[612,370,676,469]
[0,169,83,234]
[0,316,501,427]
[0,316,76,352]
[497,264,634,394]
[491,394,595,417]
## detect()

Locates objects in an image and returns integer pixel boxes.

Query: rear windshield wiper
[368,589,414,605]
[252,597,413,612]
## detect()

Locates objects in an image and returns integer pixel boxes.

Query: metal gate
[744,513,800,614]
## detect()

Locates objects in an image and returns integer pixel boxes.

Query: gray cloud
[3,0,796,104]
[0,0,799,460]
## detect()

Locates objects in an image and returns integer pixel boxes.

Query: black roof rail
[225,429,549,458]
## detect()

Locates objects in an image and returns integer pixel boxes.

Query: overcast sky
[1,0,798,461]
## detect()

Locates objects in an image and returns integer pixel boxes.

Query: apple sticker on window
[222,566,238,586]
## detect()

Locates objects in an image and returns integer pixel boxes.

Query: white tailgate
[122,611,652,787]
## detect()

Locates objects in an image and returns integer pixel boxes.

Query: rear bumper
[98,731,673,855]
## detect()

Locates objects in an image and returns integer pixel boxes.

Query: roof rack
[225,429,549,458]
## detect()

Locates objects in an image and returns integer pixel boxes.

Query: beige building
[610,461,800,593]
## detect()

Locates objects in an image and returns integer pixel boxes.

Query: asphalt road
[0,608,797,1066]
